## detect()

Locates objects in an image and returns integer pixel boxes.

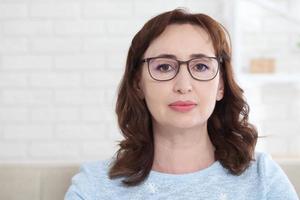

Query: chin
[165,120,206,130]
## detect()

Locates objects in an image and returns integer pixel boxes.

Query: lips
[168,100,197,112]
[169,100,197,106]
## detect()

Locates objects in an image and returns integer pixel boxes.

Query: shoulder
[251,151,285,180]
[254,151,276,172]
[253,151,289,179]
[251,151,298,199]
[64,158,113,200]
[78,158,111,179]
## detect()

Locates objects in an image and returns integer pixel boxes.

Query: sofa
[0,160,299,200]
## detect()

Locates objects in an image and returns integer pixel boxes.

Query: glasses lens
[148,58,178,80]
[189,57,218,80]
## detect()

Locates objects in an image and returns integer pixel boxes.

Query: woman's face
[138,24,224,130]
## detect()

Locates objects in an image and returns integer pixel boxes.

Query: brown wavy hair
[108,8,259,187]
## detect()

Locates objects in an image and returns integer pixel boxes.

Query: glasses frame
[141,55,222,81]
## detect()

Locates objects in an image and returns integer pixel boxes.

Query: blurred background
[0,0,299,199]
[1,0,299,164]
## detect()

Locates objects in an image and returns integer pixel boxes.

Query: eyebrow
[155,53,213,59]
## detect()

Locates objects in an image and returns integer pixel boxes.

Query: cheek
[144,84,164,105]
[144,97,164,124]
[196,82,219,111]
[142,84,169,120]
[197,79,219,98]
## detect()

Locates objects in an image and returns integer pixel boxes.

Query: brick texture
[0,0,299,163]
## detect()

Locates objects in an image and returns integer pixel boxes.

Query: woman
[65,9,299,199]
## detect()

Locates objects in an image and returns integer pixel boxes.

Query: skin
[138,23,224,174]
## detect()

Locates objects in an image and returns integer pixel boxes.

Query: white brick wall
[30,2,81,18]
[0,3,28,19]
[0,0,299,163]
[239,0,300,73]
[237,0,300,158]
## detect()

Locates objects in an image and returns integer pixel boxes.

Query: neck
[151,123,216,174]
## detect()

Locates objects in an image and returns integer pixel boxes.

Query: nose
[173,63,193,94]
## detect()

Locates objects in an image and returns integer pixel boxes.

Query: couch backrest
[0,164,79,200]
[0,161,299,200]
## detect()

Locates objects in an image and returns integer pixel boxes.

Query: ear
[216,76,224,101]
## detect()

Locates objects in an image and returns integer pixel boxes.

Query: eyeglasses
[141,55,221,81]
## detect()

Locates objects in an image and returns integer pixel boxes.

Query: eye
[156,64,174,72]
[193,63,209,72]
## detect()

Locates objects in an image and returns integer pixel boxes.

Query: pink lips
[168,100,197,112]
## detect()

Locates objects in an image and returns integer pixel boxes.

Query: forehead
[144,23,215,59]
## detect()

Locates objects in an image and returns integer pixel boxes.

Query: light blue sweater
[65,151,299,199]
